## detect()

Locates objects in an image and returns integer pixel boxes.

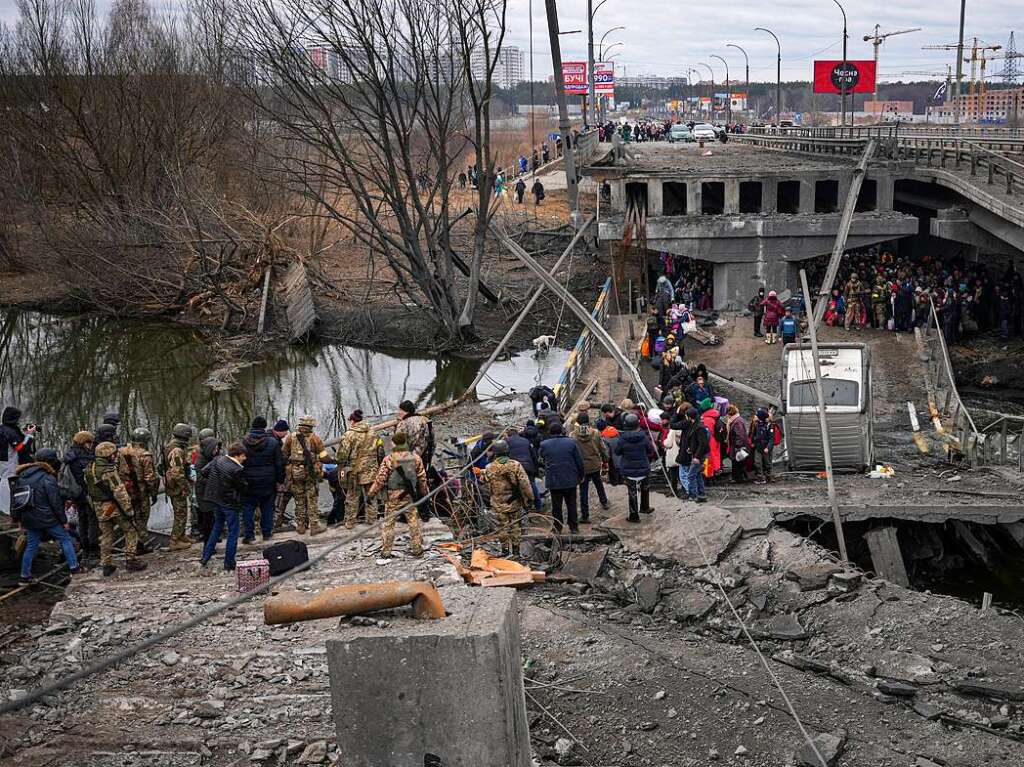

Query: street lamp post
[587,0,614,130]
[755,27,782,127]
[699,62,715,119]
[830,0,849,126]
[727,43,749,90]
[711,54,730,124]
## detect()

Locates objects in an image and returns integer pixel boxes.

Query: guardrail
[552,276,613,409]
[748,124,1024,141]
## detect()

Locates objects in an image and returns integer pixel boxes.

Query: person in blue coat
[538,423,584,534]
[613,413,656,522]
[506,431,542,511]
[14,448,84,585]
[241,416,285,543]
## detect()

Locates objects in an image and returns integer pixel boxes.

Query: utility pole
[955,0,966,127]
[544,0,578,212]
[587,0,595,128]
[831,0,848,125]
[800,269,850,564]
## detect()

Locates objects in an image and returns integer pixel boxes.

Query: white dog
[532,334,556,358]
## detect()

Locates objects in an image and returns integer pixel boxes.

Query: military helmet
[298,415,316,428]
[131,427,151,444]
[95,442,118,458]
[622,413,640,429]
[491,439,509,456]
[95,423,117,442]
[171,422,193,440]
[198,428,215,440]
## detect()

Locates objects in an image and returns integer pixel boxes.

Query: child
[780,308,798,345]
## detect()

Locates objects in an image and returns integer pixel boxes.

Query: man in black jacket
[683,408,710,502]
[506,431,542,512]
[199,442,248,572]
[15,448,84,585]
[241,416,285,544]
[1,406,36,514]
[63,430,98,556]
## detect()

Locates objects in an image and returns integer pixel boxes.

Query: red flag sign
[813,60,876,94]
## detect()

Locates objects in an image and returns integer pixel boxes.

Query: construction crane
[864,26,921,102]
[963,40,1002,115]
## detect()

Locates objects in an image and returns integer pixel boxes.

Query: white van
[781,343,873,471]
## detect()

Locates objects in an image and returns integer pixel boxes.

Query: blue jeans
[202,505,241,570]
[684,461,706,499]
[529,477,542,511]
[21,525,79,579]
[242,494,275,540]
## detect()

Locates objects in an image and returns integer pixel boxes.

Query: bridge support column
[687,183,701,217]
[713,257,792,312]
[864,526,910,587]
[610,180,624,212]
[877,174,895,212]
[648,179,663,216]
[799,180,815,214]
[723,180,740,214]
[762,180,778,214]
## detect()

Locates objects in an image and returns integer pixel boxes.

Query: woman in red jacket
[761,290,784,344]
[699,400,722,478]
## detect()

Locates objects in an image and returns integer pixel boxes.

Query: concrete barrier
[325,586,530,767]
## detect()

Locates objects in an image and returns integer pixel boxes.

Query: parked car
[668,123,693,143]
[691,123,717,141]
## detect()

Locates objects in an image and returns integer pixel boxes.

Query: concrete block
[326,586,530,767]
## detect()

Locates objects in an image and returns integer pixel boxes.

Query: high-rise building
[927,87,1024,124]
[470,45,524,89]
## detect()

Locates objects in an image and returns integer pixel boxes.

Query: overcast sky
[0,0,1018,83]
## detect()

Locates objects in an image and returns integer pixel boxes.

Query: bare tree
[232,0,507,341]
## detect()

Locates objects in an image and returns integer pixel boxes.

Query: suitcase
[263,539,309,576]
[714,396,729,417]
[236,558,270,593]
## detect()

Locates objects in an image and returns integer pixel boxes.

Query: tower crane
[864,26,921,102]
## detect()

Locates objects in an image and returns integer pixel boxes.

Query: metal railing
[552,276,612,409]
[978,415,1024,471]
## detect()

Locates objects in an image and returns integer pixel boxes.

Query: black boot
[102,565,118,577]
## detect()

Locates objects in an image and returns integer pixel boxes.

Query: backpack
[10,477,32,521]
[423,420,436,466]
[58,462,82,499]
[713,419,727,448]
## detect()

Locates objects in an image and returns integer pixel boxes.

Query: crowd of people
[793,246,1024,345]
[1,401,442,585]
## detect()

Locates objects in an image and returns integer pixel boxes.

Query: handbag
[734,447,750,463]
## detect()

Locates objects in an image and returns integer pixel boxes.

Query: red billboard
[813,60,876,94]
[561,61,589,95]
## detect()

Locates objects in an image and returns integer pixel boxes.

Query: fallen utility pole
[466,216,595,396]
[705,366,782,408]
[544,0,579,213]
[800,268,849,564]
[812,139,877,330]
[491,222,656,410]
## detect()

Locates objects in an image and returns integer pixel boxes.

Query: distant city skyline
[1,1,1017,84]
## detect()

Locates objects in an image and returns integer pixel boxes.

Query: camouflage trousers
[97,502,138,567]
[381,492,423,557]
[129,493,151,544]
[492,501,525,549]
[873,303,887,328]
[274,485,293,530]
[290,475,321,529]
[343,482,374,528]
[168,490,190,539]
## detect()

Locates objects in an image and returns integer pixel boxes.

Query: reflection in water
[0,309,569,447]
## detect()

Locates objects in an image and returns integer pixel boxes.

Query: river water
[0,309,570,447]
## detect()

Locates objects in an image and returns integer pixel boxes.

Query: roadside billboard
[561,62,589,95]
[813,60,876,94]
[594,62,615,95]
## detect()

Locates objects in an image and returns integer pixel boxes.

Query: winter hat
[756,408,769,420]
[251,416,268,430]
[686,408,699,419]
[73,430,95,446]
[576,412,590,425]
[392,431,409,447]
[549,423,564,436]
[273,419,290,432]
[350,410,364,423]
[699,398,715,412]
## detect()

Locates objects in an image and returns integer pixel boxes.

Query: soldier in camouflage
[163,423,194,551]
[86,442,147,577]
[281,415,327,535]
[395,400,433,464]
[123,427,160,551]
[482,439,534,555]
[335,410,381,529]
[271,420,294,531]
[368,431,427,559]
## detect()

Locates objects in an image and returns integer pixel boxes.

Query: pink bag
[236,558,270,593]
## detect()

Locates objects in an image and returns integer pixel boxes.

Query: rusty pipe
[263,581,446,625]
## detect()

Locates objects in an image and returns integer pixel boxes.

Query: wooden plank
[257,265,272,336]
[864,526,910,587]
[282,262,318,341]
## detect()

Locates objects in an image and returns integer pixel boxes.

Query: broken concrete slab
[772,651,830,674]
[634,576,661,613]
[784,562,843,591]
[874,651,940,685]
[325,587,531,767]
[864,526,910,587]
[728,507,775,538]
[911,701,943,720]
[876,679,917,697]
[829,571,862,592]
[764,613,809,641]
[601,506,742,567]
[556,545,608,583]
[662,588,717,622]
[953,679,1024,701]
[797,731,846,767]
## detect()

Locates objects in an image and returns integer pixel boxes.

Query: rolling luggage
[263,540,309,576]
